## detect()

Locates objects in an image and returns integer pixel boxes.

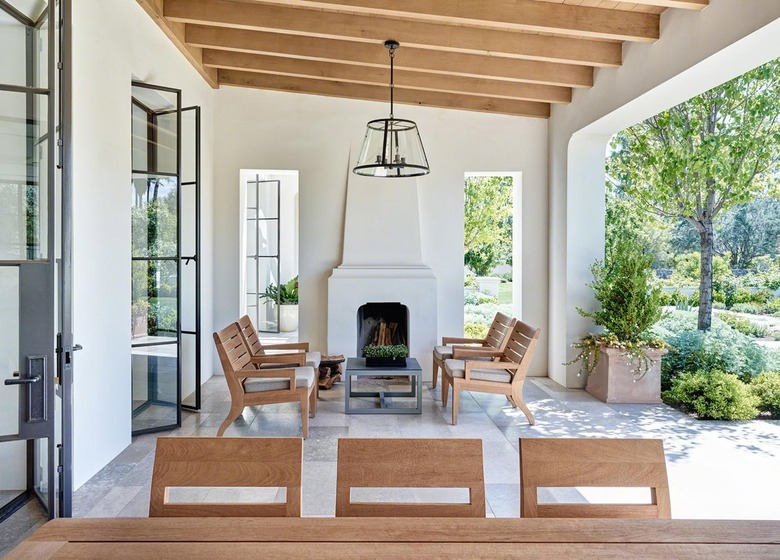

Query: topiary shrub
[661,322,765,389]
[751,372,780,417]
[662,370,759,420]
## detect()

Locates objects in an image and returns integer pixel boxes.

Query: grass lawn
[498,282,512,304]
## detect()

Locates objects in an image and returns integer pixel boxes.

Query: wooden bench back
[519,438,671,519]
[336,438,485,518]
[484,312,516,350]
[150,437,303,517]
[237,314,264,356]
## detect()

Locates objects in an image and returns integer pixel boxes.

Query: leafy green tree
[605,186,673,268]
[463,176,513,276]
[715,197,780,268]
[608,58,780,330]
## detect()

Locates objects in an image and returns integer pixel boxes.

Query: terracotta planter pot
[585,347,668,404]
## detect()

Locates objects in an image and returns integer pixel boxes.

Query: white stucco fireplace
[327,173,437,380]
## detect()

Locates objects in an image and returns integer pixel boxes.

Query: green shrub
[464,291,498,305]
[578,237,665,343]
[661,320,765,389]
[717,313,768,338]
[733,288,753,305]
[464,322,488,339]
[763,298,780,315]
[764,349,780,371]
[662,370,759,420]
[750,289,774,305]
[363,344,408,359]
[713,301,726,310]
[731,303,762,314]
[751,372,780,416]
[688,290,700,307]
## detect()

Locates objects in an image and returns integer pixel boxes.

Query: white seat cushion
[244,366,315,392]
[444,359,513,384]
[434,345,453,360]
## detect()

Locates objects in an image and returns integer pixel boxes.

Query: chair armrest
[452,348,503,359]
[236,367,298,391]
[464,359,518,381]
[442,336,486,345]
[261,342,310,351]
[251,353,305,367]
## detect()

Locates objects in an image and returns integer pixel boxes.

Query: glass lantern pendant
[353,40,430,178]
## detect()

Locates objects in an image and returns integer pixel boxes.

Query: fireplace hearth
[357,302,409,355]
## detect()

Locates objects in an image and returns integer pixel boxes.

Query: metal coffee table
[344,357,422,414]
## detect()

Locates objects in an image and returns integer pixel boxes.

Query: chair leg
[309,384,317,417]
[513,386,535,425]
[300,393,310,439]
[441,373,449,408]
[432,354,439,389]
[451,383,460,425]
[217,404,244,437]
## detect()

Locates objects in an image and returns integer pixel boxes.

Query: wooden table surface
[7,517,780,559]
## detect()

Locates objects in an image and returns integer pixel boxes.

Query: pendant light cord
[388,44,395,119]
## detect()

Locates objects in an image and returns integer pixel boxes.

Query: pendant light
[353,40,430,178]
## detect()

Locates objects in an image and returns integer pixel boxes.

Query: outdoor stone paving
[72,375,780,520]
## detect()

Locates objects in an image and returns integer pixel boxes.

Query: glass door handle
[5,374,41,385]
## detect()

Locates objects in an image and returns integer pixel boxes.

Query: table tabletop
[7,517,780,559]
[346,357,422,371]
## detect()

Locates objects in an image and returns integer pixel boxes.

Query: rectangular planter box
[585,347,667,404]
[365,357,407,368]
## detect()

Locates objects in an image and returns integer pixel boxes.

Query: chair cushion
[434,345,453,360]
[305,351,321,368]
[244,366,315,392]
[443,359,513,384]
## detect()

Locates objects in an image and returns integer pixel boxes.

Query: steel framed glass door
[0,0,60,524]
[245,177,281,333]
[131,81,182,434]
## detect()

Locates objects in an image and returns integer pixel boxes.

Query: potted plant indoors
[260,276,299,332]
[363,344,409,367]
[568,238,667,403]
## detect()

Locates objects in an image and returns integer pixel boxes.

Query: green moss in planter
[363,344,409,367]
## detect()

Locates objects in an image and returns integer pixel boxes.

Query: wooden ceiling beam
[203,50,572,104]
[236,0,660,42]
[135,0,218,88]
[167,0,622,67]
[187,26,594,88]
[218,69,551,118]
[625,0,708,9]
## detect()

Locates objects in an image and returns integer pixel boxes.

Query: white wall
[71,0,215,488]
[548,0,780,387]
[213,88,549,376]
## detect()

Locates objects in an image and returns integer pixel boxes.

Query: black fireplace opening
[357,302,409,356]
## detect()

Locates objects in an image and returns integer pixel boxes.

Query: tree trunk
[698,220,714,330]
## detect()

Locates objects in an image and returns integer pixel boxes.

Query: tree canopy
[463,175,513,276]
[607,58,780,330]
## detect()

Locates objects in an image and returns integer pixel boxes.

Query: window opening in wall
[240,170,299,341]
[463,173,521,338]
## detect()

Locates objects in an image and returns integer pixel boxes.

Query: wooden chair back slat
[484,312,515,350]
[336,439,485,518]
[519,438,671,519]
[238,314,265,356]
[150,437,302,517]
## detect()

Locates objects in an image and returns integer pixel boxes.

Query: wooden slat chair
[442,319,540,425]
[336,438,485,518]
[237,314,321,371]
[213,322,316,438]
[150,437,302,517]
[432,312,515,388]
[518,438,671,519]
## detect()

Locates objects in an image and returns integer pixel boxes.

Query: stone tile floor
[65,375,780,521]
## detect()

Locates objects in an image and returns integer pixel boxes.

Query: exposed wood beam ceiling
[139,0,709,118]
